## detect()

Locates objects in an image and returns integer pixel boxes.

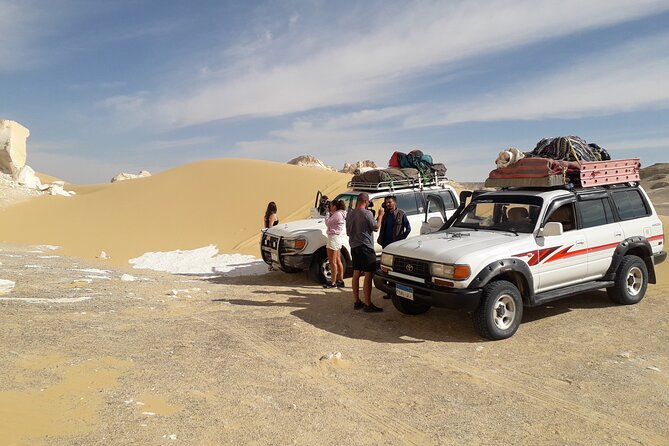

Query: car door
[536,200,591,291]
[576,194,623,278]
[395,191,422,239]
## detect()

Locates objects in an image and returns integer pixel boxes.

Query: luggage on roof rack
[484,157,639,189]
[348,168,446,191]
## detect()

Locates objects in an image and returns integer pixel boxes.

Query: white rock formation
[0,119,29,175]
[111,170,151,183]
[0,279,16,295]
[287,155,336,172]
[16,165,42,190]
[340,160,378,174]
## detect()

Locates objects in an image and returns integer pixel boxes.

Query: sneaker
[323,282,336,289]
[353,301,365,310]
[336,280,345,288]
[363,303,384,313]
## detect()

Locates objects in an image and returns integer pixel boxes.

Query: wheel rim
[493,294,516,330]
[323,260,332,280]
[626,266,643,296]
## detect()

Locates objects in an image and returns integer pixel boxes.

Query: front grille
[262,233,279,250]
[393,256,430,279]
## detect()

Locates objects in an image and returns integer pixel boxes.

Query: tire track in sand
[192,315,431,445]
[397,345,667,445]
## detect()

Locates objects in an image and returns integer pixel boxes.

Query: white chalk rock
[16,165,42,190]
[341,160,378,174]
[97,251,110,259]
[0,119,29,175]
[111,170,151,183]
[120,274,136,282]
[0,279,16,295]
[287,155,336,172]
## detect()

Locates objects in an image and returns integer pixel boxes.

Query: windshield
[453,198,541,234]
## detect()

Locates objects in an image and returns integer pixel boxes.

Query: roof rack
[348,172,447,192]
[485,158,640,190]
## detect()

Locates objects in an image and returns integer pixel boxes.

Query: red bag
[388,151,403,168]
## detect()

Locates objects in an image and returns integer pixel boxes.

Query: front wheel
[309,249,348,284]
[473,281,523,340]
[607,255,648,305]
[390,293,431,315]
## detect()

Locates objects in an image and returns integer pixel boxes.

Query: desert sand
[0,159,351,265]
[0,159,667,445]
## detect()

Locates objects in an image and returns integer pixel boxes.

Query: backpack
[388,151,404,168]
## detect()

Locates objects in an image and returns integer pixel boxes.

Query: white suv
[261,178,459,283]
[375,183,666,340]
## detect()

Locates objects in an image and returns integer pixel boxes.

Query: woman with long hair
[264,201,278,229]
[323,199,347,288]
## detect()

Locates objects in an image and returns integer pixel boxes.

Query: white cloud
[406,32,669,127]
[105,0,669,128]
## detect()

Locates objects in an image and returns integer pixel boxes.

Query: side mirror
[541,221,563,237]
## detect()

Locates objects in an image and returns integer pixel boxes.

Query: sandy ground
[0,159,351,265]
[0,240,668,445]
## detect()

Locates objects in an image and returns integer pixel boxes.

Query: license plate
[396,283,414,300]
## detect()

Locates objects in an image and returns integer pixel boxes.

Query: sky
[1,0,668,183]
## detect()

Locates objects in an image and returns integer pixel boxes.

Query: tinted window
[612,190,650,220]
[395,192,420,216]
[437,190,457,210]
[546,203,576,231]
[579,199,614,228]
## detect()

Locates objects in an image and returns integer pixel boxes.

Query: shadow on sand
[203,272,623,343]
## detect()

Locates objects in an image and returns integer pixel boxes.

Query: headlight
[284,238,307,251]
[381,253,394,267]
[430,262,471,280]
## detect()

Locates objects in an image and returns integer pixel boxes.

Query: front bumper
[260,246,313,271]
[654,251,667,265]
[374,270,481,311]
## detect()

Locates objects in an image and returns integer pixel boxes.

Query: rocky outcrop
[0,119,29,175]
[340,160,378,174]
[111,170,152,183]
[287,155,336,172]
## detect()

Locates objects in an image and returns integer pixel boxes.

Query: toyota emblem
[405,264,414,272]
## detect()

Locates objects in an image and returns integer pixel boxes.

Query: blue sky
[1,0,668,183]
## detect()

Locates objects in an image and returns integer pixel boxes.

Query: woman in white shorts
[323,199,347,288]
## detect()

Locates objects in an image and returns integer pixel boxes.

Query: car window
[578,198,615,228]
[437,190,457,210]
[611,189,650,220]
[453,200,540,234]
[395,192,420,216]
[334,194,359,210]
[545,203,576,231]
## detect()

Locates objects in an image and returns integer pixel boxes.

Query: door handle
[575,240,585,246]
[614,232,622,237]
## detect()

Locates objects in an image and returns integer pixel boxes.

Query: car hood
[264,218,326,238]
[384,229,530,264]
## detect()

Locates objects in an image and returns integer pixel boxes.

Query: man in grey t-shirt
[346,192,384,312]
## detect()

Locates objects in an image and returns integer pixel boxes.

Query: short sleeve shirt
[346,208,376,249]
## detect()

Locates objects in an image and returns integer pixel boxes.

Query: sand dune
[0,159,350,266]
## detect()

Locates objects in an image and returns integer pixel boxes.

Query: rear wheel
[473,280,523,340]
[607,255,648,305]
[390,293,431,315]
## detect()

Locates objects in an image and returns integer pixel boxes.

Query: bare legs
[352,270,373,305]
[326,248,337,286]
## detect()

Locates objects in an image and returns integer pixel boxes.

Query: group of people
[264,193,411,313]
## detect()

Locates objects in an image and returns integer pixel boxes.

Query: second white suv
[375,183,666,339]
[261,177,459,283]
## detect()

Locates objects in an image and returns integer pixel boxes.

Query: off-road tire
[309,249,348,284]
[473,280,523,340]
[390,293,431,315]
[607,255,648,305]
